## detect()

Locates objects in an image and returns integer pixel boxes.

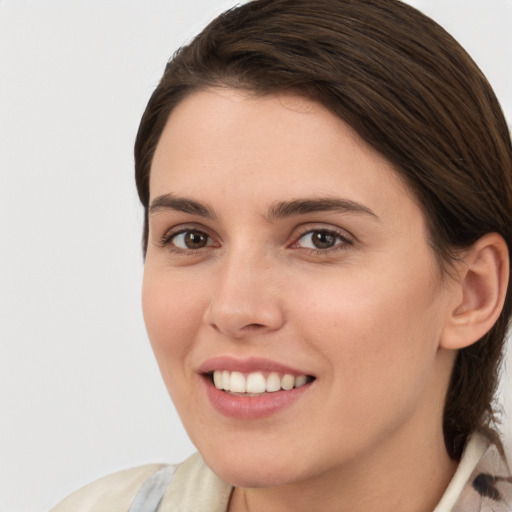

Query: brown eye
[184,231,208,249]
[311,231,336,249]
[295,229,351,251]
[169,230,211,250]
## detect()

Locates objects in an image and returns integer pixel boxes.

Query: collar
[436,433,512,512]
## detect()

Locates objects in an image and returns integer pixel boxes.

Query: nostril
[243,323,266,330]
[207,321,266,337]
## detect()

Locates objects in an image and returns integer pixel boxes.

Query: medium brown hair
[134,0,512,459]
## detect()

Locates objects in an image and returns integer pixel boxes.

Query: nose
[203,250,285,339]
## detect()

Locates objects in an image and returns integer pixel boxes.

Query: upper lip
[198,356,313,377]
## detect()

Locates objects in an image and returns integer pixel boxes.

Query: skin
[143,89,463,512]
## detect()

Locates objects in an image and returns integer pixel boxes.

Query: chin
[199,442,309,488]
[209,459,299,488]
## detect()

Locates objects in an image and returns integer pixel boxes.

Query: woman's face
[143,89,458,487]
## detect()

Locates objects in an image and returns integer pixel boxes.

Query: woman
[51,0,512,510]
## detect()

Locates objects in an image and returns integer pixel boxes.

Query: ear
[440,233,509,350]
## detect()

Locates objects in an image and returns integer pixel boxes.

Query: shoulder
[50,454,233,512]
[50,463,167,512]
[160,453,232,511]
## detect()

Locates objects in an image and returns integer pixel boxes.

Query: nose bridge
[205,241,284,337]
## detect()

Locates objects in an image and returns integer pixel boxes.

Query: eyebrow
[266,197,378,221]
[149,193,216,219]
[148,194,378,222]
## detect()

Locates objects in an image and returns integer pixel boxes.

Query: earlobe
[440,233,509,350]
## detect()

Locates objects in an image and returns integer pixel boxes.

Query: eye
[164,229,214,250]
[294,229,351,251]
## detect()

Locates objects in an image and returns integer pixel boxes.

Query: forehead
[150,88,419,220]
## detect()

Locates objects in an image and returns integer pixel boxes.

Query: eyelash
[159,226,354,255]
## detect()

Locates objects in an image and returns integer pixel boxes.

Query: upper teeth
[212,370,309,394]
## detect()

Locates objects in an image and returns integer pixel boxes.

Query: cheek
[293,262,446,398]
[141,270,207,375]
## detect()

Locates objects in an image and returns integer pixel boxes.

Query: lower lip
[202,376,313,419]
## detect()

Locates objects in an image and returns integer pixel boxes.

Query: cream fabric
[159,453,232,512]
[50,464,166,512]
[434,434,488,512]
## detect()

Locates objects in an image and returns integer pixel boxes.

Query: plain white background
[1,1,511,511]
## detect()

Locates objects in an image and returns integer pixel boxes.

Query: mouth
[198,356,316,419]
[207,370,315,396]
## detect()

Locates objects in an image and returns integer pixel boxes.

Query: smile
[211,370,312,395]
[199,356,316,419]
